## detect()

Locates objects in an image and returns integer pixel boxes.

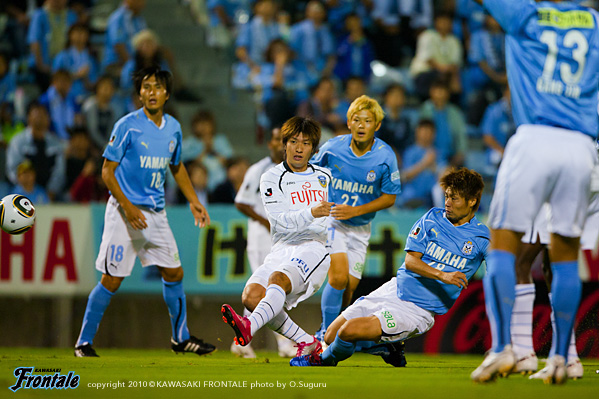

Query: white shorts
[327,218,371,279]
[581,194,599,250]
[341,278,435,343]
[95,196,181,277]
[489,125,597,238]
[246,241,330,309]
[521,203,550,245]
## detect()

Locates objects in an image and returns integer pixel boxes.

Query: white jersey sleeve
[235,157,273,208]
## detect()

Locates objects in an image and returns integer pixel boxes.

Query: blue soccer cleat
[290,353,326,367]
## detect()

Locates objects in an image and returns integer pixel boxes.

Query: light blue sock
[321,333,356,366]
[162,279,190,343]
[321,283,345,331]
[355,340,377,353]
[483,250,516,353]
[76,282,114,346]
[550,261,581,359]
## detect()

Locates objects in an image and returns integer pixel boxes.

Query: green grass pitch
[1,348,597,399]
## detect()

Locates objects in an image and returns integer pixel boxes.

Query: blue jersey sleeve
[483,0,536,34]
[404,214,429,254]
[103,120,131,163]
[171,129,182,165]
[380,149,402,195]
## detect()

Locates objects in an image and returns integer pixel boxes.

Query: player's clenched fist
[311,201,334,218]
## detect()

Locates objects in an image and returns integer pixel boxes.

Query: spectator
[296,77,341,133]
[333,13,375,83]
[52,23,99,104]
[463,14,506,125]
[176,161,209,206]
[2,0,34,60]
[102,0,147,74]
[325,0,373,40]
[398,119,437,208]
[65,127,95,192]
[120,29,199,101]
[419,80,467,167]
[120,30,169,92]
[39,69,81,140]
[289,0,336,84]
[27,0,78,90]
[69,156,108,203]
[254,38,310,128]
[82,75,124,150]
[376,83,413,158]
[233,0,282,89]
[6,102,65,201]
[182,109,233,191]
[453,0,486,44]
[410,11,463,100]
[481,86,515,176]
[334,76,366,122]
[209,156,250,204]
[13,160,50,205]
[0,53,17,107]
[206,0,251,48]
[371,0,403,66]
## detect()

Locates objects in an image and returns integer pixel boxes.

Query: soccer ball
[0,194,36,234]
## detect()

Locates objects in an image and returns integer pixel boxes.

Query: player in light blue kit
[470,0,599,384]
[290,168,488,367]
[74,66,215,357]
[312,95,402,342]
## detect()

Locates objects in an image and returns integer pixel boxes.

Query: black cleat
[381,341,407,367]
[74,343,99,357]
[171,336,216,356]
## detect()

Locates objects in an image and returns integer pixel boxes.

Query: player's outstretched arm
[405,252,468,289]
[102,159,148,230]
[170,163,210,228]
[331,193,396,220]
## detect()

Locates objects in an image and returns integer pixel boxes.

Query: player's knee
[101,275,123,293]
[328,272,348,290]
[159,266,183,282]
[337,320,362,342]
[242,285,265,311]
[267,272,292,293]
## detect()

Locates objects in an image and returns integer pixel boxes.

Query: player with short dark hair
[221,116,333,359]
[290,168,488,367]
[470,0,599,384]
[74,66,215,357]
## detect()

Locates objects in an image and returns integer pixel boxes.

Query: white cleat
[566,358,583,379]
[513,352,538,375]
[275,334,298,358]
[529,355,567,384]
[471,345,516,383]
[230,341,256,358]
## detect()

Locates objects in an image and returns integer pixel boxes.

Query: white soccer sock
[267,310,311,344]
[249,284,286,336]
[511,283,536,359]
[548,293,579,361]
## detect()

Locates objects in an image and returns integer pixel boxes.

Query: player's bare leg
[342,275,361,308]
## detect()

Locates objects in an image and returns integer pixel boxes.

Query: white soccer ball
[0,194,36,234]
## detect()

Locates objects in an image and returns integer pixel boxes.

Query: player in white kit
[221,116,333,358]
[231,127,295,357]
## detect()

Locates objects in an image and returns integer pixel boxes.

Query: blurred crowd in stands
[0,0,563,210]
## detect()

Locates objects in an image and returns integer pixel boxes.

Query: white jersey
[235,156,276,252]
[260,162,332,249]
